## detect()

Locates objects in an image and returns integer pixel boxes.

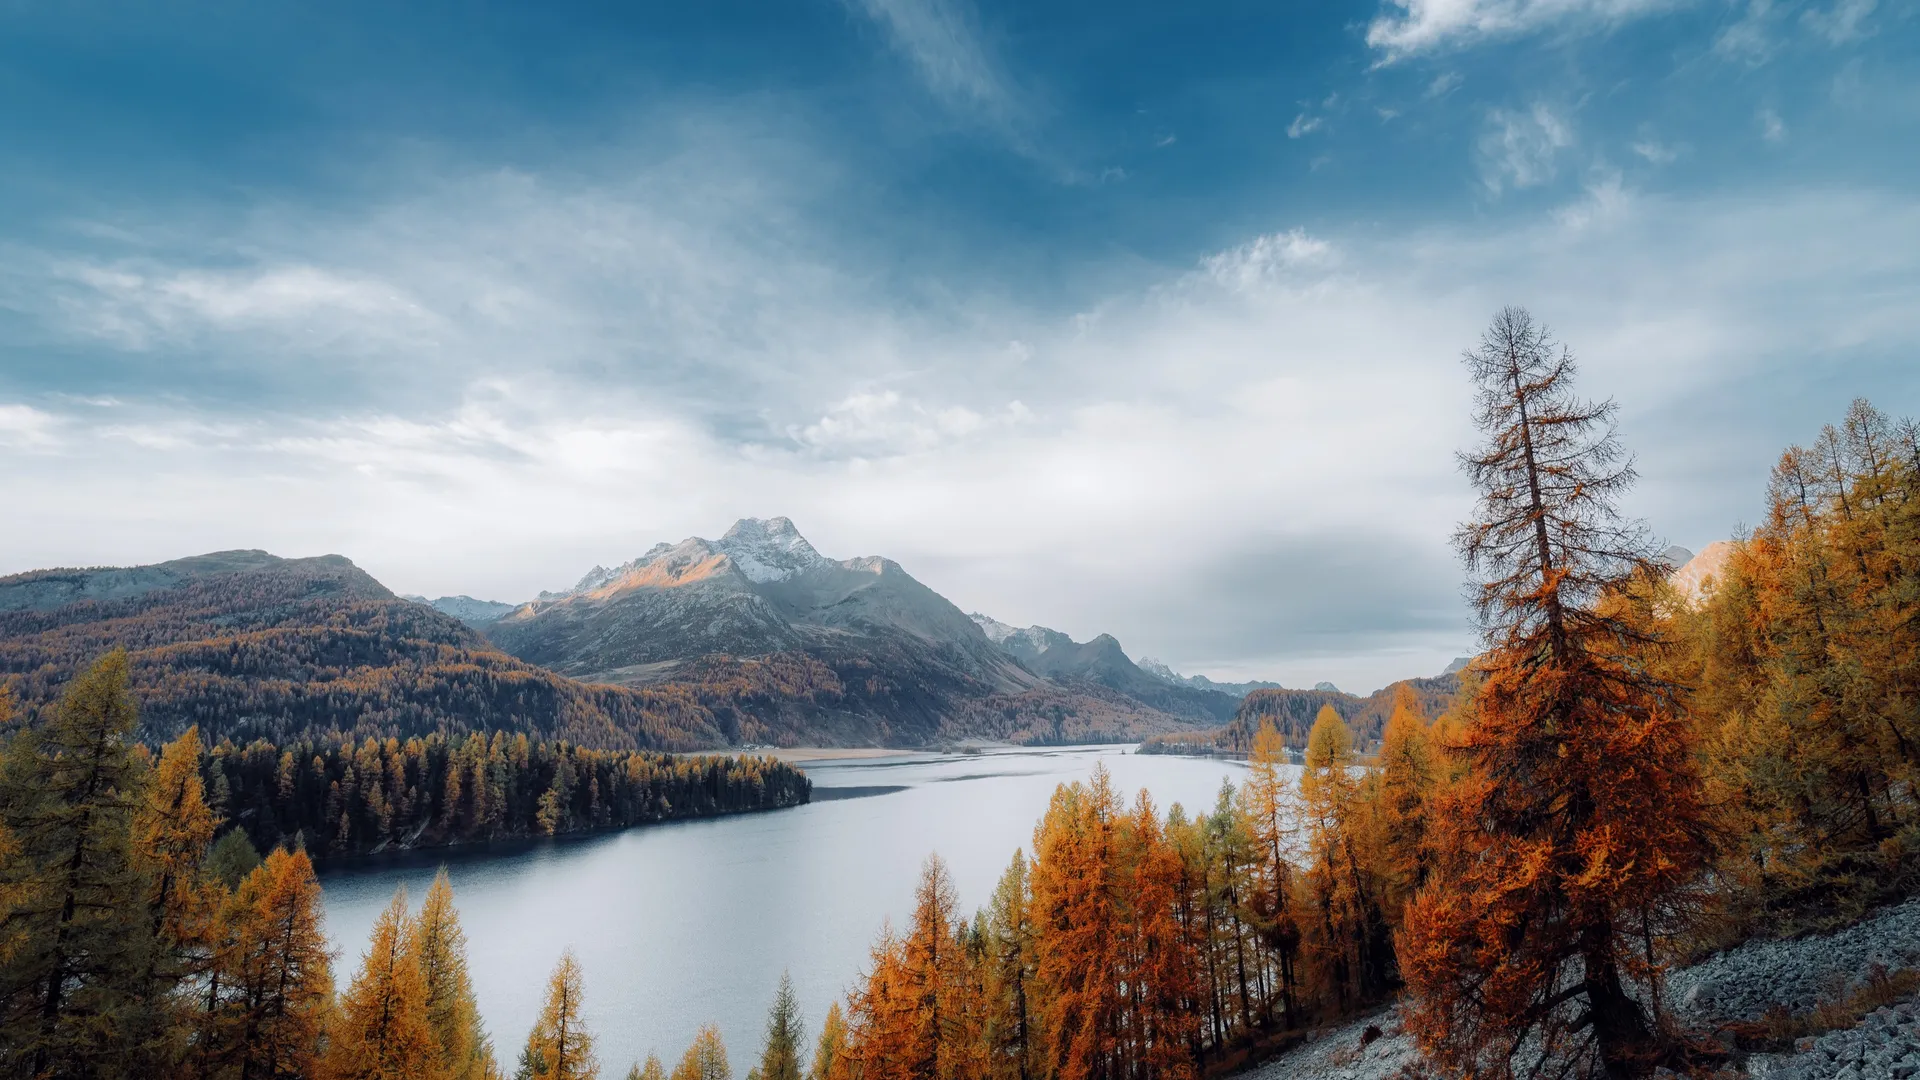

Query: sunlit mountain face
[2,0,1916,692]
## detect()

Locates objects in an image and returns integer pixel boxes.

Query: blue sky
[3,0,1917,690]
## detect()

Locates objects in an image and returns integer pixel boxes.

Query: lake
[318,745,1264,1075]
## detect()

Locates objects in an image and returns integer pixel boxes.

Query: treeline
[815,702,1430,1080]
[1138,674,1459,757]
[208,731,810,859]
[0,650,814,1079]
[1678,396,1920,929]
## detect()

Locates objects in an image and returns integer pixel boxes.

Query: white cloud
[1803,0,1877,43]
[1287,113,1324,138]
[1715,0,1781,64]
[1427,71,1464,97]
[1554,171,1632,229]
[1632,139,1679,164]
[0,404,64,450]
[844,0,1040,154]
[1367,0,1682,60]
[1478,103,1575,193]
[8,158,1920,690]
[1199,229,1335,291]
[1760,107,1788,142]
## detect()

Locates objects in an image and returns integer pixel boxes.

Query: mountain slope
[0,551,726,750]
[485,518,1205,746]
[968,615,1238,723]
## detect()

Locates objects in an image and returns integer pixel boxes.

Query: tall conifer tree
[524,951,599,1080]
[1400,308,1710,1078]
[328,887,448,1080]
[0,650,161,1077]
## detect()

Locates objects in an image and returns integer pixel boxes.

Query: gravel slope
[1238,897,1920,1080]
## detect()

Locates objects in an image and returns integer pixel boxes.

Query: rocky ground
[1240,897,1920,1080]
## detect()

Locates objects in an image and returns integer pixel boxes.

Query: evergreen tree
[809,1004,845,1080]
[755,971,806,1080]
[1374,688,1437,910]
[411,869,499,1080]
[1240,718,1300,1023]
[328,886,448,1080]
[207,829,263,890]
[979,854,1035,1080]
[202,846,334,1080]
[628,1051,667,1080]
[670,1024,731,1080]
[524,950,598,1080]
[0,650,162,1077]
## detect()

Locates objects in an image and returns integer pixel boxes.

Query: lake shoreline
[689,743,1017,763]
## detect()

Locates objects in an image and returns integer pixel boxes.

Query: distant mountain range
[0,517,1477,750]
[0,551,728,750]
[966,615,1237,723]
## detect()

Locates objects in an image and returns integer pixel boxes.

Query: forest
[0,309,1914,1079]
[1135,674,1461,757]
[206,731,810,858]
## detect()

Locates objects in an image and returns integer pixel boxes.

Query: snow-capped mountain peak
[571,564,619,594]
[968,612,1020,644]
[714,516,830,584]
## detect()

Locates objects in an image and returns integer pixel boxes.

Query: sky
[2,0,1918,692]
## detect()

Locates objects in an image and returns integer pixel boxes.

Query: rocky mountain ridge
[966,614,1238,723]
[480,518,1216,744]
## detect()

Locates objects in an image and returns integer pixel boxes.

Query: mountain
[0,551,727,750]
[1135,657,1287,699]
[402,594,516,626]
[1670,541,1735,603]
[968,615,1238,723]
[484,518,1208,746]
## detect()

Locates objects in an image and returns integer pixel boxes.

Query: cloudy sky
[3,0,1917,692]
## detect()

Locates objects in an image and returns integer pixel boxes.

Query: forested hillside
[1136,672,1461,755]
[0,551,730,750]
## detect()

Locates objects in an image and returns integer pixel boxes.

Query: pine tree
[0,650,162,1076]
[902,854,962,1080]
[525,950,599,1080]
[810,1004,846,1080]
[629,1051,667,1080]
[1374,688,1436,911]
[1400,308,1710,1079]
[671,1024,732,1080]
[207,829,263,890]
[411,869,499,1080]
[203,846,334,1080]
[1028,767,1123,1080]
[755,971,806,1080]
[328,886,449,1080]
[1239,718,1300,1024]
[979,853,1036,1080]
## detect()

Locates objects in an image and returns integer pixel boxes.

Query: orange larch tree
[327,886,449,1080]
[1399,307,1710,1079]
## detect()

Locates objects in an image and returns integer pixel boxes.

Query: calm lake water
[318,745,1264,1075]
